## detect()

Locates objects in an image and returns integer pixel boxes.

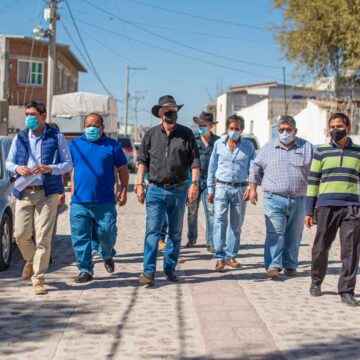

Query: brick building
[0,35,86,134]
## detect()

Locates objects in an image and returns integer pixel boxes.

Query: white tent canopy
[51,92,117,117]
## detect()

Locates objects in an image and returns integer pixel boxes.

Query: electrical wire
[64,0,113,96]
[72,17,283,82]
[119,0,265,31]
[82,0,281,70]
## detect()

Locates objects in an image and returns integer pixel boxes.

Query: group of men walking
[6,96,360,307]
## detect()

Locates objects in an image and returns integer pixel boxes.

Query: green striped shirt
[306,138,360,215]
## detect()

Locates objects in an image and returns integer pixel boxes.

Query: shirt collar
[329,137,352,149]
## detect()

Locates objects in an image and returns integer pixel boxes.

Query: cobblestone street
[1,177,360,360]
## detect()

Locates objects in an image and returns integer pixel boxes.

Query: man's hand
[188,184,199,203]
[117,190,127,206]
[134,184,145,204]
[58,193,65,207]
[207,193,214,204]
[15,166,32,177]
[304,215,314,228]
[249,188,258,205]
[32,164,52,174]
[242,188,250,201]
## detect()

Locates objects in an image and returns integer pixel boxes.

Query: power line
[82,0,281,70]
[64,7,273,45]
[73,17,283,82]
[79,27,207,90]
[119,0,265,31]
[64,0,113,96]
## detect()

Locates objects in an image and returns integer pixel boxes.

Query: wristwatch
[191,180,199,186]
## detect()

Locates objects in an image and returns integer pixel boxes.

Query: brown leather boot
[226,258,241,268]
[22,262,34,280]
[32,284,47,295]
[215,260,225,272]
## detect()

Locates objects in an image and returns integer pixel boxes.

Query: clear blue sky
[0,0,296,127]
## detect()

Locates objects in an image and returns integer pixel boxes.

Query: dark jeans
[143,183,187,275]
[311,206,360,294]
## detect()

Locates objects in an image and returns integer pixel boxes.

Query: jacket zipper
[340,148,344,167]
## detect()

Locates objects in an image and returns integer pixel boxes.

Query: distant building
[215,81,333,145]
[0,35,86,134]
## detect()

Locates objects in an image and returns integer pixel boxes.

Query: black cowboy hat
[193,111,218,125]
[151,95,184,118]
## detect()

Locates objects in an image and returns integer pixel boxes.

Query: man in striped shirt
[305,112,360,307]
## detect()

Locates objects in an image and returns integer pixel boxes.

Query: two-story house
[0,35,86,133]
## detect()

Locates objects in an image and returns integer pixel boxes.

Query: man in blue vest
[70,113,129,283]
[6,100,73,295]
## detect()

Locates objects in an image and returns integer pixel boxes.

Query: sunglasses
[278,128,293,134]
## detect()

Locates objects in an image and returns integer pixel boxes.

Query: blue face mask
[85,126,101,141]
[25,116,39,131]
[279,130,295,145]
[228,130,241,141]
[198,127,209,136]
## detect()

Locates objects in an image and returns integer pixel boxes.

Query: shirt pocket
[292,151,305,167]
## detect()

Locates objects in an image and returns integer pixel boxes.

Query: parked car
[117,135,136,172]
[0,136,15,271]
[242,134,261,153]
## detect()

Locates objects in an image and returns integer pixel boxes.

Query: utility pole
[46,0,58,120]
[133,91,147,142]
[123,65,146,136]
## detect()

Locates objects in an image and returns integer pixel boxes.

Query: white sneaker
[92,250,101,260]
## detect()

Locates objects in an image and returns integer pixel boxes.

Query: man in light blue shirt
[249,115,313,278]
[6,100,72,295]
[207,115,255,271]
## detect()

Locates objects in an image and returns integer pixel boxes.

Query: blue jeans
[91,224,116,257]
[70,203,117,273]
[263,192,306,270]
[160,215,168,241]
[213,184,247,260]
[187,185,214,246]
[143,183,187,275]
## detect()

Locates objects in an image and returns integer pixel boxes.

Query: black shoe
[340,293,360,307]
[75,272,93,283]
[310,283,322,297]
[139,273,155,286]
[185,240,196,248]
[164,271,179,282]
[104,258,115,273]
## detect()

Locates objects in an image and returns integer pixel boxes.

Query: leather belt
[217,179,249,187]
[25,185,44,191]
[150,181,186,189]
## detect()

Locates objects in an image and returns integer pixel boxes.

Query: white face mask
[279,130,295,145]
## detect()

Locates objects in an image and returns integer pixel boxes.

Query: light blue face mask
[85,126,101,141]
[25,116,39,131]
[228,130,241,141]
[198,126,209,136]
[279,130,295,145]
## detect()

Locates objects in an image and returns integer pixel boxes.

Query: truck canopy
[51,92,118,137]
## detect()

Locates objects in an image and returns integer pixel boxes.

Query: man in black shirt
[135,95,200,285]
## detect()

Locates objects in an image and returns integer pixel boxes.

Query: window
[64,73,71,93]
[72,79,77,92]
[18,60,44,85]
[57,66,62,90]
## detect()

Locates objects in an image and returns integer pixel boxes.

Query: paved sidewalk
[1,180,360,359]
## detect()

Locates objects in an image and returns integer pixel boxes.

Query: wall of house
[237,98,269,147]
[7,38,80,106]
[295,101,328,145]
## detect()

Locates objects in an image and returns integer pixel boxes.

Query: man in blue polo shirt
[70,112,129,283]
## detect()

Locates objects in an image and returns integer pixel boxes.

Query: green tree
[274,0,360,96]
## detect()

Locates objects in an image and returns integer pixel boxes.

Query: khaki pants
[14,189,58,285]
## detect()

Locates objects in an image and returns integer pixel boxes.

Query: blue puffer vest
[13,124,62,199]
